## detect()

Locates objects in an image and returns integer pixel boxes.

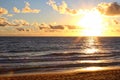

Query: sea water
[0,37,120,74]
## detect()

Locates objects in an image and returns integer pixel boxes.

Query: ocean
[0,37,120,74]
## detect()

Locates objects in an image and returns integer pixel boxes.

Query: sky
[0,0,120,36]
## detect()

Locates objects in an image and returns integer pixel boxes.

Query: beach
[0,69,120,80]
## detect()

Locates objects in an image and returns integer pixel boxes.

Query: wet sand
[0,69,120,80]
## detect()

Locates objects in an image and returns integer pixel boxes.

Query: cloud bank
[97,2,120,16]
[0,17,80,32]
[47,0,120,16]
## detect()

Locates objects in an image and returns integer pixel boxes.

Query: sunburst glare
[77,9,105,36]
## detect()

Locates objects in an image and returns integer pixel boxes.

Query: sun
[77,9,105,36]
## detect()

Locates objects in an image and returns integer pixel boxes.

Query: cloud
[49,25,80,30]
[0,17,22,27]
[114,20,119,24]
[22,2,40,13]
[50,25,64,29]
[16,27,31,32]
[0,18,34,28]
[16,28,25,31]
[0,18,30,27]
[13,7,20,13]
[13,2,40,14]
[39,23,50,29]
[7,14,13,17]
[13,19,29,26]
[0,7,8,15]
[0,17,10,26]
[0,16,81,33]
[47,0,78,15]
[97,2,120,16]
[31,22,80,31]
[65,25,81,29]
[47,0,120,16]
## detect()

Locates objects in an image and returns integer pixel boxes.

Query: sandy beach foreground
[0,69,120,80]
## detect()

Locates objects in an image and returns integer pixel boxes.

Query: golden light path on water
[69,37,120,72]
[82,37,100,54]
[74,37,113,72]
[74,66,120,72]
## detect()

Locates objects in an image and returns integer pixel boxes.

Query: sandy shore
[0,69,120,80]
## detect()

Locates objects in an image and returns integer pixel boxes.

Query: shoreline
[0,68,120,80]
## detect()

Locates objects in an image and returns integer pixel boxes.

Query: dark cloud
[114,20,119,24]
[0,18,30,27]
[97,2,120,16]
[16,28,31,32]
[66,25,80,29]
[0,17,81,33]
[39,26,50,30]
[0,17,9,26]
[50,25,64,29]
[16,28,25,31]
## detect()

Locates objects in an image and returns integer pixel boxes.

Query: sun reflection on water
[72,37,119,72]
[83,37,100,54]
[79,60,106,63]
[78,37,111,72]
[82,67,104,71]
[84,48,99,54]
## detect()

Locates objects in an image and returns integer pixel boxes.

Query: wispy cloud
[97,2,120,16]
[0,7,8,15]
[13,2,40,14]
[22,2,40,13]
[47,0,78,15]
[13,19,29,26]
[7,14,13,17]
[13,7,20,13]
[0,18,30,27]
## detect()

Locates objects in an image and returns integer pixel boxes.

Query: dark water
[0,37,120,74]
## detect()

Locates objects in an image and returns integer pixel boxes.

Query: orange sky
[0,0,120,36]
